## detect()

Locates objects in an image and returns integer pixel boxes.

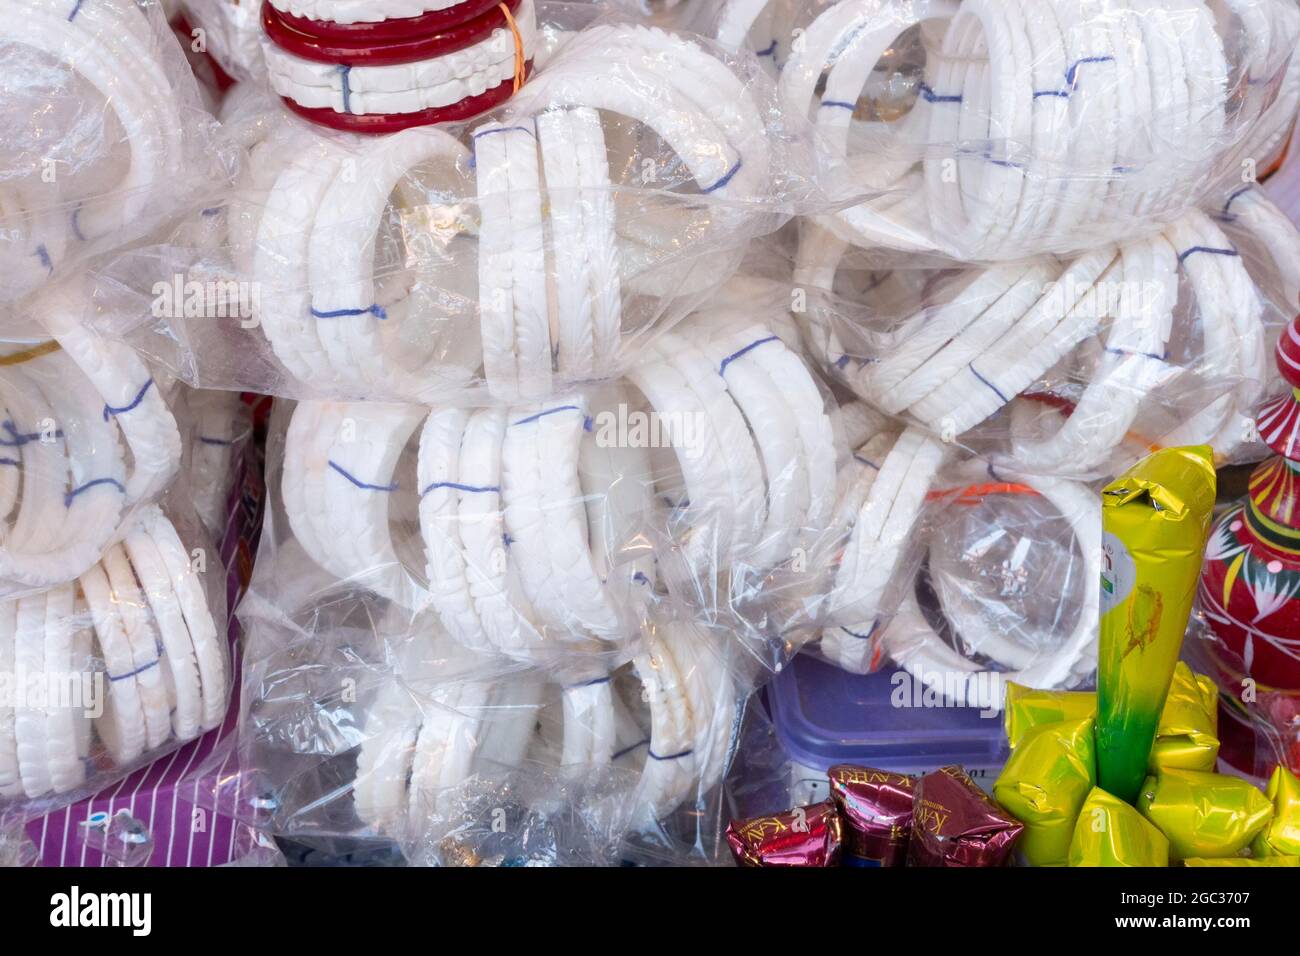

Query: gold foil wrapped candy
[1251,765,1300,858]
[1004,685,1095,750]
[1137,769,1274,860]
[1147,664,1219,773]
[994,717,1095,867]
[1069,788,1169,867]
[1003,664,1218,773]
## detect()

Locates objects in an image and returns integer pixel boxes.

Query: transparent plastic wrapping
[795,190,1300,481]
[0,495,230,816]
[180,0,268,84]
[87,13,808,405]
[172,387,254,537]
[0,276,186,596]
[775,0,1300,262]
[0,0,235,304]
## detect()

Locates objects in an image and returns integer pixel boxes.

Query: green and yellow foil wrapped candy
[1096,447,1216,804]
[1004,663,1218,773]
[1069,788,1170,867]
[1003,686,1095,749]
[994,718,1095,866]
[1251,765,1300,858]
[1137,769,1274,860]
[1147,664,1219,772]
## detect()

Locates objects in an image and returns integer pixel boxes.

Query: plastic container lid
[768,653,1009,775]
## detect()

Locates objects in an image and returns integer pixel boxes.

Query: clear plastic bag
[795,190,1300,481]
[0,494,231,815]
[86,10,810,405]
[0,0,235,304]
[0,276,187,595]
[774,0,1300,262]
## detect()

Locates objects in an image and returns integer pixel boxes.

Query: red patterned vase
[1199,316,1300,690]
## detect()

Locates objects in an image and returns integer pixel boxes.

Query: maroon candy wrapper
[726,802,843,867]
[827,764,915,867]
[908,766,1024,867]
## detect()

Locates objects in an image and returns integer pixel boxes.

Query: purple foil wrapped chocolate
[726,802,843,867]
[828,764,914,866]
[909,766,1024,867]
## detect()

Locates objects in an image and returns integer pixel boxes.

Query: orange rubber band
[0,340,61,366]
[499,2,525,92]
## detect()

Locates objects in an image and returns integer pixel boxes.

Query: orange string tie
[499,3,526,93]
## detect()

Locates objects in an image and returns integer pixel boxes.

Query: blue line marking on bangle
[67,0,85,21]
[633,571,651,586]
[718,335,778,376]
[338,65,354,114]
[311,304,387,320]
[564,676,612,690]
[1221,185,1252,221]
[839,622,877,641]
[1033,89,1071,99]
[1065,55,1115,87]
[1105,346,1167,362]
[1,421,63,446]
[612,739,650,760]
[702,158,742,194]
[419,480,500,497]
[34,244,53,273]
[649,746,693,761]
[70,207,86,242]
[0,457,18,467]
[472,124,536,141]
[328,461,398,492]
[969,363,1007,403]
[820,99,856,110]
[108,656,162,682]
[102,379,154,421]
[1177,245,1239,264]
[198,436,236,446]
[853,455,880,470]
[918,82,962,104]
[502,532,514,549]
[512,404,580,427]
[756,40,777,57]
[64,477,126,507]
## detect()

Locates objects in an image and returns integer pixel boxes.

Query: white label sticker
[1099,530,1136,616]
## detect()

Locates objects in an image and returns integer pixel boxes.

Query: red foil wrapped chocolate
[828,764,915,866]
[726,802,843,867]
[909,766,1024,867]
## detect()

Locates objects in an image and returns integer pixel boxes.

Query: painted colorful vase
[1199,315,1300,690]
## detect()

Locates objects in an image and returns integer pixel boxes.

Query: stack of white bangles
[779,0,1295,260]
[0,290,182,590]
[248,26,770,402]
[625,314,836,575]
[799,205,1276,470]
[0,506,226,799]
[352,619,736,837]
[283,390,659,653]
[0,0,185,300]
[261,0,535,130]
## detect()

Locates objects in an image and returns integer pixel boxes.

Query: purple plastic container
[768,654,1009,800]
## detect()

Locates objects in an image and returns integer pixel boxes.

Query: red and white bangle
[262,0,533,131]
